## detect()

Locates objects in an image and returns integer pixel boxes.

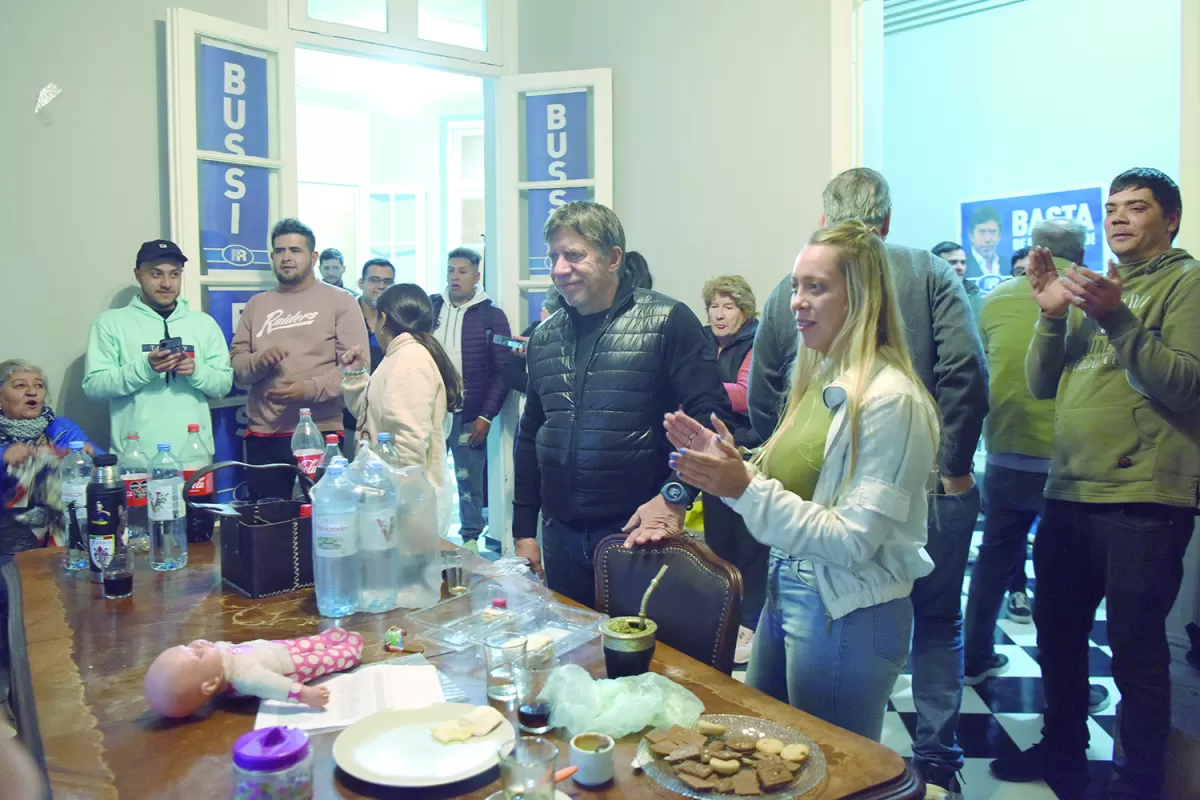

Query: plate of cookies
[636,715,826,798]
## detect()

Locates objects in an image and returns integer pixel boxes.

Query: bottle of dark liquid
[87,454,126,585]
[180,423,215,542]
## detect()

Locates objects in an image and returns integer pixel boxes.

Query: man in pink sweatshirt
[230,218,369,500]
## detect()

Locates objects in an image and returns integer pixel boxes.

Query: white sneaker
[734,626,754,666]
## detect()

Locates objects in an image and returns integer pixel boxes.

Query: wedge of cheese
[431,720,474,744]
[460,705,506,737]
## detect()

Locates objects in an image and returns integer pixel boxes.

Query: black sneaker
[991,742,1088,795]
[1088,683,1111,714]
[1006,591,1033,623]
[964,653,1009,686]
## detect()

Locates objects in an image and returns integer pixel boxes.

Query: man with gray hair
[749,168,988,795]
[962,220,1093,682]
[512,201,731,606]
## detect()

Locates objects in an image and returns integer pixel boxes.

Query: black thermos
[87,454,126,585]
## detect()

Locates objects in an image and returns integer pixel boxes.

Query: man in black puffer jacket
[513,202,732,607]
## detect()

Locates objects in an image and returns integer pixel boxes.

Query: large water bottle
[373,432,401,468]
[357,461,399,613]
[147,443,188,571]
[311,462,360,617]
[59,441,92,571]
[120,433,150,552]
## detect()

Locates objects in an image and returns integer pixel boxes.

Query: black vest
[526,288,678,522]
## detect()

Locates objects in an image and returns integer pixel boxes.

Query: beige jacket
[342,334,449,503]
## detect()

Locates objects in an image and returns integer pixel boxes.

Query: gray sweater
[748,242,989,477]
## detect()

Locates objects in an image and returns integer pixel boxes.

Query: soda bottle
[311,462,360,618]
[373,432,401,468]
[357,461,398,613]
[87,454,126,585]
[147,443,188,571]
[59,441,92,571]
[120,433,150,553]
[180,423,214,542]
[313,434,341,485]
[291,408,324,479]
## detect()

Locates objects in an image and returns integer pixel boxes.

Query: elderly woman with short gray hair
[0,359,101,555]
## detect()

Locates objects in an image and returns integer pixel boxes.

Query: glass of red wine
[514,651,557,734]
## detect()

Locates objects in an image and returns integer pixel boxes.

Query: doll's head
[144,640,226,718]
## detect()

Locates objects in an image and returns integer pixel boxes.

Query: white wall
[881,0,1182,251]
[0,0,269,450]
[518,0,834,319]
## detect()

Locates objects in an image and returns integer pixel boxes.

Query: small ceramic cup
[569,732,615,787]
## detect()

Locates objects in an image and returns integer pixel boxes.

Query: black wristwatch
[660,481,690,507]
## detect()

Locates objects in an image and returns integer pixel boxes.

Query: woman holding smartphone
[663,221,939,741]
[340,284,462,518]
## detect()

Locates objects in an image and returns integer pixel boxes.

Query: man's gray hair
[543,201,626,263]
[822,168,892,229]
[1031,218,1087,265]
[0,359,48,394]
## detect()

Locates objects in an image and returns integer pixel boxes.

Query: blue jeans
[910,485,980,773]
[448,413,486,541]
[541,516,629,608]
[746,554,913,742]
[964,465,1045,671]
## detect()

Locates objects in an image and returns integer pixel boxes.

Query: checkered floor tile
[732,527,1120,799]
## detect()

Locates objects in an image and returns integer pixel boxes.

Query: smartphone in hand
[492,334,525,349]
[159,336,183,354]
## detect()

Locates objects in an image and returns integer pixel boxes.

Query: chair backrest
[592,534,743,674]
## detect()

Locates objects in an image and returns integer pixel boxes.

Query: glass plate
[636,714,827,799]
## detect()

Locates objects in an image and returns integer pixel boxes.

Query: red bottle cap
[491,598,507,609]
[325,434,339,443]
[300,504,312,518]
[188,424,200,433]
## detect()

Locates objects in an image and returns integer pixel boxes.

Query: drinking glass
[102,545,134,599]
[483,632,526,701]
[498,736,558,800]
[442,550,469,596]
[514,652,557,734]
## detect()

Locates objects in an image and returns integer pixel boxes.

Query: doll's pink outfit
[218,628,364,701]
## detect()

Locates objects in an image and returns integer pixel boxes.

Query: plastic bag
[545,663,704,738]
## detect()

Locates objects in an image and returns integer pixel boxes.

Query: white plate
[484,792,571,800]
[333,702,515,788]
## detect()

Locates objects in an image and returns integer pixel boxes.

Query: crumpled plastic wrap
[545,663,704,738]
[472,556,553,605]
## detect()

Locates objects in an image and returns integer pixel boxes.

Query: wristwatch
[660,481,690,507]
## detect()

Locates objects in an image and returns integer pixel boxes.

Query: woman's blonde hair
[753,221,938,492]
[701,275,757,320]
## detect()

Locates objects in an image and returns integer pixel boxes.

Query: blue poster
[960,187,1104,289]
[525,90,589,181]
[199,161,271,270]
[527,187,591,276]
[198,43,269,158]
[210,404,250,501]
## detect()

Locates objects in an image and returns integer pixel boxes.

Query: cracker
[710,749,742,761]
[676,760,715,779]
[664,743,702,763]
[756,763,794,791]
[725,736,758,753]
[645,727,674,744]
[678,773,716,791]
[714,777,735,793]
[754,737,784,755]
[667,725,709,748]
[731,769,763,795]
[780,742,810,764]
[781,759,801,773]
[651,739,679,757]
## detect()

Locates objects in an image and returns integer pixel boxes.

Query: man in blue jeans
[749,169,988,796]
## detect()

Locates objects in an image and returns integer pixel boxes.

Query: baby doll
[143,627,364,718]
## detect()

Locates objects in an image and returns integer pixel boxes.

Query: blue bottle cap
[327,463,345,475]
[157,442,172,451]
[377,432,391,442]
[69,440,84,450]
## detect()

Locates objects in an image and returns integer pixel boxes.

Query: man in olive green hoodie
[991,169,1200,800]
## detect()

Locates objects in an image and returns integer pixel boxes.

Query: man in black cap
[83,240,233,456]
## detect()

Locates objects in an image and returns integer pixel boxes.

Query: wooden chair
[592,534,743,674]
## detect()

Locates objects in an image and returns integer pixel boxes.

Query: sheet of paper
[254,663,445,732]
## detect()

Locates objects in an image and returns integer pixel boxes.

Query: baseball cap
[136,239,188,267]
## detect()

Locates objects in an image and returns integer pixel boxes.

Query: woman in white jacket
[664,221,939,741]
[340,284,462,517]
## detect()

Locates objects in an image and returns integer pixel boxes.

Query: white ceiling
[295,47,483,115]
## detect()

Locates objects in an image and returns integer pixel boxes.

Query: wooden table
[8,543,921,799]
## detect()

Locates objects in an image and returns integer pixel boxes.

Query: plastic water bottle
[311,462,360,617]
[147,443,188,571]
[179,423,214,542]
[313,434,341,485]
[373,432,401,468]
[59,441,92,571]
[357,461,399,613]
[120,433,150,552]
